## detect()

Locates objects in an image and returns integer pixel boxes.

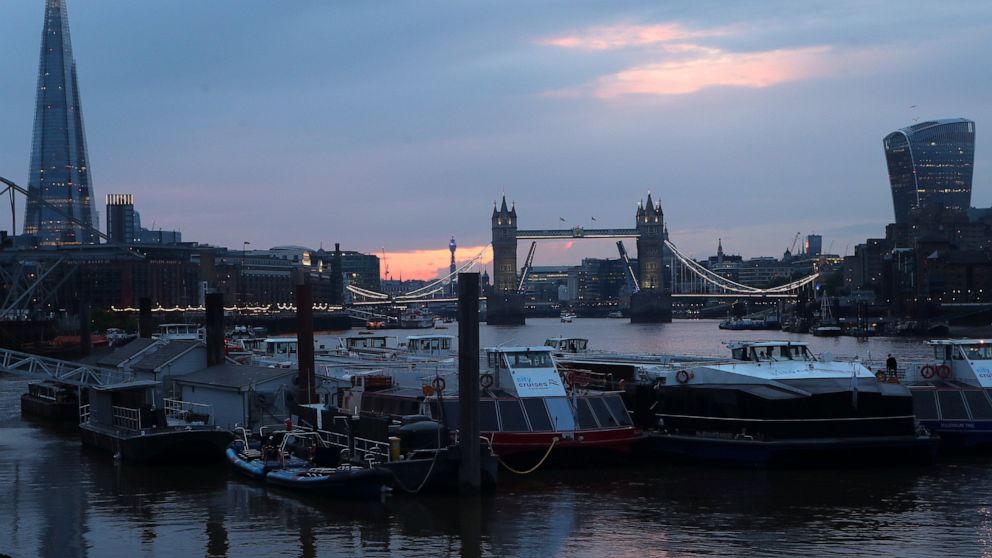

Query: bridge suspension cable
[346,244,491,302]
[664,240,819,295]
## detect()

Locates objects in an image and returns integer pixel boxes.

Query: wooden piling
[294,270,316,404]
[205,292,225,367]
[138,297,152,338]
[458,272,481,495]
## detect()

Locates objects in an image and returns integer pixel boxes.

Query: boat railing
[163,398,213,425]
[79,403,91,424]
[112,406,142,431]
[354,436,391,464]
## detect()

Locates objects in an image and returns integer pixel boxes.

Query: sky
[1,1,990,280]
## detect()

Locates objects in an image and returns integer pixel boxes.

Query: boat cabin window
[604,395,633,426]
[588,397,617,427]
[479,400,499,431]
[576,399,599,429]
[498,400,529,431]
[732,347,748,361]
[962,345,992,361]
[409,337,451,352]
[505,351,552,369]
[522,399,553,431]
[934,346,952,360]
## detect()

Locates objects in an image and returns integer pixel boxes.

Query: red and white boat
[341,346,642,467]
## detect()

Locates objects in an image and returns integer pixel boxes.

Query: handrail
[112,406,142,431]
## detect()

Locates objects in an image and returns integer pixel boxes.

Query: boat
[812,296,842,337]
[399,306,435,329]
[901,339,992,451]
[79,380,232,463]
[105,328,136,347]
[153,323,204,341]
[607,311,623,319]
[21,380,82,421]
[344,346,643,468]
[632,341,938,466]
[227,429,391,499]
[560,312,576,323]
[718,315,779,330]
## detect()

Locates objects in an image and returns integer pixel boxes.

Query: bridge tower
[487,195,525,324]
[631,192,672,322]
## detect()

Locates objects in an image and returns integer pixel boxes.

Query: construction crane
[788,232,801,255]
[516,241,537,293]
[615,241,640,294]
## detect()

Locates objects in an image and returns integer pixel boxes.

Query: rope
[495,436,558,475]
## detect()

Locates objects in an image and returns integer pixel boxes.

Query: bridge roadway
[516,228,640,240]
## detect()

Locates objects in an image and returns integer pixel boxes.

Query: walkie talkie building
[883,118,975,224]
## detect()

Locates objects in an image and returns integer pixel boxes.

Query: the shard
[23,0,98,246]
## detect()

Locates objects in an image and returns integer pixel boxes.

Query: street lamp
[241,241,251,308]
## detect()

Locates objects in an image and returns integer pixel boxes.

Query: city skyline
[1,1,990,279]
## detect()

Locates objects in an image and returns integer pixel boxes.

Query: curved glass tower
[23,0,98,246]
[883,118,975,224]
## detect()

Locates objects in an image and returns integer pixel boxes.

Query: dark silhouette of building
[106,194,136,244]
[23,0,99,246]
[884,118,975,224]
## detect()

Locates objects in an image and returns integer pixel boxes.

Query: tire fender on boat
[921,365,935,379]
[432,377,446,393]
[936,364,952,379]
[480,373,494,389]
[676,370,690,384]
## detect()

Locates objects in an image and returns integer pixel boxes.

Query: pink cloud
[593,46,833,97]
[538,23,728,51]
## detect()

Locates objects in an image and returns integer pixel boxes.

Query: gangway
[0,347,133,387]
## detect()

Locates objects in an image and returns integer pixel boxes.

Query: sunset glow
[383,244,493,281]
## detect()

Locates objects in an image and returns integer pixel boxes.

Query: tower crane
[788,232,801,255]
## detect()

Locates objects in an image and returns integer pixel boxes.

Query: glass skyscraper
[23,0,98,246]
[883,118,975,224]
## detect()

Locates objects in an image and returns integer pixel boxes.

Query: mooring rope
[496,437,559,475]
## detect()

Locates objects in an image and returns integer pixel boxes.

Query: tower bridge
[488,193,670,324]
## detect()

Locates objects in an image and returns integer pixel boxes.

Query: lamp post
[241,241,250,308]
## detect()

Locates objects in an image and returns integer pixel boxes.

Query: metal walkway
[0,347,133,387]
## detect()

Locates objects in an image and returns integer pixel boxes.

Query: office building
[884,118,976,223]
[23,0,99,246]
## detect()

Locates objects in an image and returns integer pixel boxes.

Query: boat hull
[487,428,642,467]
[20,393,79,422]
[80,424,232,464]
[266,467,391,499]
[638,432,938,467]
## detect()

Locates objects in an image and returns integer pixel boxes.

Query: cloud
[538,23,729,51]
[592,45,836,98]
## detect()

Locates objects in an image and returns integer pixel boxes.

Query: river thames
[2,319,990,557]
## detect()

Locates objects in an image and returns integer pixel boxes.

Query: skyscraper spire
[23,0,98,245]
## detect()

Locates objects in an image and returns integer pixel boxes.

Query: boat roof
[725,340,810,348]
[407,334,454,340]
[928,339,991,346]
[546,337,588,342]
[485,346,554,353]
[159,323,199,328]
[90,379,160,392]
[175,364,297,391]
[264,337,298,343]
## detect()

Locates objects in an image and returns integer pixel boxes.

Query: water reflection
[3,321,992,557]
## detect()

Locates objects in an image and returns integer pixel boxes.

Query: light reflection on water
[1,320,990,557]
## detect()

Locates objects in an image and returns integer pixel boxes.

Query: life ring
[676,370,690,384]
[480,373,494,389]
[936,364,952,379]
[432,377,446,393]
[875,370,886,381]
[920,365,935,379]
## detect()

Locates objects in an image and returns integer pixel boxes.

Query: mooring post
[294,269,316,405]
[138,297,152,338]
[458,272,481,495]
[205,292,225,367]
[78,298,91,358]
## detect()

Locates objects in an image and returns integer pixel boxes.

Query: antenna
[381,246,389,281]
